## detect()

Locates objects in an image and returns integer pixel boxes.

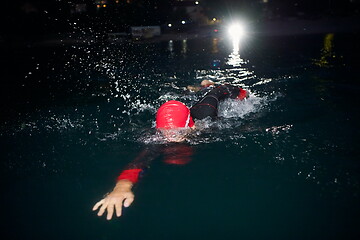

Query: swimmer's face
[159,128,192,143]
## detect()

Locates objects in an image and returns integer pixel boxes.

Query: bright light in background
[227,22,246,54]
[181,20,186,24]
[228,23,246,40]
[168,23,172,27]
[195,1,199,5]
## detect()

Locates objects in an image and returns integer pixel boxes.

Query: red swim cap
[156,100,194,129]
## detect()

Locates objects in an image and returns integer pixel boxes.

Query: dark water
[1,32,360,239]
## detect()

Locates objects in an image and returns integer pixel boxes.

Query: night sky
[2,0,360,38]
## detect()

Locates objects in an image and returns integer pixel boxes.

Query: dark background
[3,0,360,37]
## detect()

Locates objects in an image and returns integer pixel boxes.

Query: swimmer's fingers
[97,200,109,217]
[106,204,115,220]
[114,192,134,217]
[106,195,128,219]
[115,201,123,217]
[93,198,122,219]
[94,182,134,219]
[123,193,134,208]
[92,199,104,211]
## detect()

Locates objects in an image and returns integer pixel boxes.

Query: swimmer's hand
[92,179,134,220]
[186,85,202,92]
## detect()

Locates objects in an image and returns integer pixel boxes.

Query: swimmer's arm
[92,179,134,220]
[93,147,160,220]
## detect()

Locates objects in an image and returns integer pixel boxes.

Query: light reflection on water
[1,36,281,174]
[2,34,285,153]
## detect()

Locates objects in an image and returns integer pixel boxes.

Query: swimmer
[92,84,249,220]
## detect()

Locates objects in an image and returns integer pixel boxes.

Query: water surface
[1,32,360,239]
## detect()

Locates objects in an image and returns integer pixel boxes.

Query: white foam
[218,94,263,119]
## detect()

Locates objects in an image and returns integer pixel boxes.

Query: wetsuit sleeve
[117,146,161,184]
[190,84,247,120]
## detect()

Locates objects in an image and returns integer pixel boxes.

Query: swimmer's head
[200,80,215,87]
[156,100,194,129]
[156,100,194,142]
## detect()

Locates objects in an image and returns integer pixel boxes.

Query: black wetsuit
[190,85,241,120]
[116,85,244,184]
